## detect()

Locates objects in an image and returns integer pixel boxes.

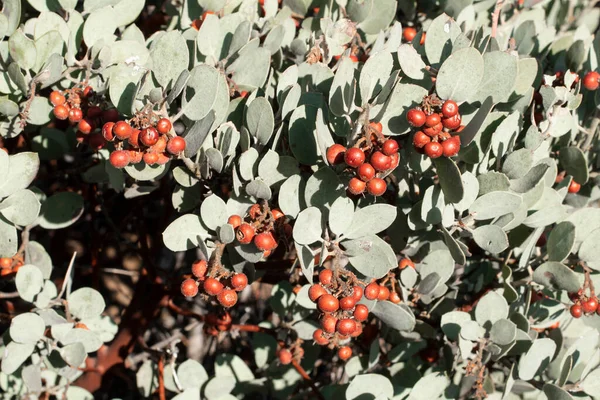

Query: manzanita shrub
[2,0,600,399]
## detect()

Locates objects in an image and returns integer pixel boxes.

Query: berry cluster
[229,203,285,258]
[308,268,372,361]
[583,71,600,91]
[326,122,400,197]
[363,278,402,304]
[408,97,463,159]
[568,289,599,318]
[0,254,24,277]
[180,259,249,308]
[102,114,186,169]
[49,86,118,150]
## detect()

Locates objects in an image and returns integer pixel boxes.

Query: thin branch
[0,291,19,299]
[55,252,77,300]
[291,359,325,400]
[491,1,504,38]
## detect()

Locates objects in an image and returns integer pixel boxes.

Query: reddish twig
[291,359,325,400]
[157,356,166,400]
[167,299,204,321]
[491,0,504,38]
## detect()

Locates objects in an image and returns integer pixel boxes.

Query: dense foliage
[1,0,600,399]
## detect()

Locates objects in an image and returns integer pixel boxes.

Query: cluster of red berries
[409,97,463,159]
[568,289,599,318]
[102,115,186,169]
[583,71,600,91]
[0,254,24,277]
[326,122,399,197]
[180,259,249,308]
[228,203,285,257]
[49,86,118,150]
[308,268,372,361]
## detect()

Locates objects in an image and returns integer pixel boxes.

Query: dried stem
[491,1,504,38]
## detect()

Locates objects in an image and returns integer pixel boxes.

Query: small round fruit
[424,142,443,158]
[113,121,133,140]
[309,284,327,302]
[407,109,426,127]
[399,259,415,269]
[382,139,399,156]
[364,282,380,300]
[583,71,600,91]
[348,177,366,195]
[317,294,340,313]
[367,178,386,196]
[442,114,462,130]
[156,118,172,134]
[102,122,115,141]
[68,107,83,123]
[319,269,333,285]
[53,104,70,120]
[228,215,242,228]
[338,346,352,361]
[583,297,598,314]
[231,273,248,291]
[278,349,292,365]
[203,277,224,296]
[413,131,431,148]
[337,319,356,335]
[321,314,338,333]
[442,100,459,118]
[326,144,346,165]
[570,304,583,318]
[151,136,168,154]
[140,127,159,147]
[568,180,581,194]
[143,152,159,165]
[109,150,130,168]
[78,118,95,134]
[389,292,401,304]
[425,113,441,127]
[389,152,399,170]
[236,223,255,244]
[181,279,198,297]
[423,122,443,137]
[339,296,356,310]
[87,106,103,119]
[351,322,363,337]
[49,91,65,106]
[167,137,186,155]
[218,289,238,307]
[129,151,143,164]
[88,133,105,150]
[0,258,12,269]
[370,121,383,132]
[156,153,171,165]
[403,27,417,42]
[377,285,390,301]
[442,136,461,157]
[357,163,375,181]
[353,304,369,321]
[345,147,366,167]
[313,329,329,345]
[249,204,261,219]
[192,260,208,279]
[82,86,94,97]
[103,108,120,122]
[127,129,140,147]
[254,232,277,251]
[370,151,392,171]
[352,286,364,302]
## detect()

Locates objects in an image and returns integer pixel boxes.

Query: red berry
[82,86,93,97]
[442,100,459,118]
[128,128,141,147]
[78,118,95,134]
[236,223,256,244]
[370,151,392,171]
[377,285,390,301]
[102,122,115,141]
[353,304,369,321]
[403,27,417,42]
[407,109,426,127]
[568,180,581,194]
[319,269,333,285]
[49,91,65,106]
[278,349,292,365]
[570,304,583,318]
[348,177,366,195]
[399,259,415,269]
[151,136,168,154]
[181,278,198,297]
[156,153,171,165]
[113,121,133,140]
[68,107,83,123]
[369,121,383,132]
[338,346,352,361]
[425,113,441,127]
[382,139,399,156]
[424,142,443,158]
[129,151,143,164]
[231,273,248,291]
[337,319,356,335]
[351,322,363,337]
[87,133,105,150]
[389,292,401,304]
[367,178,386,196]
[254,232,277,251]
[583,71,600,90]
[309,284,327,302]
[352,286,363,302]
[87,106,102,119]
[143,152,159,165]
[357,163,375,181]
[203,277,224,296]
[140,127,159,147]
[103,108,119,122]
[413,131,431,148]
[339,296,356,310]
[423,122,443,137]
[157,118,172,134]
[442,114,462,130]
[364,282,380,300]
[53,104,70,120]
[192,260,208,279]
[109,150,130,168]
[583,297,598,314]
[345,147,365,167]
[271,209,284,220]
[321,314,338,333]
[442,136,461,157]
[313,329,329,345]
[317,294,339,313]
[217,289,238,307]
[326,144,346,165]
[167,137,186,155]
[228,215,242,229]
[389,152,399,169]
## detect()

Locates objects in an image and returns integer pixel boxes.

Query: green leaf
[503,148,533,179]
[1,0,21,37]
[10,312,45,344]
[200,195,228,231]
[0,97,19,117]
[226,40,271,90]
[150,31,189,88]
[61,342,87,367]
[68,287,105,320]
[436,47,484,103]
[581,368,600,396]
[543,383,573,400]
[559,146,588,185]
[246,179,272,200]
[518,338,556,380]
[441,311,471,341]
[26,96,53,126]
[289,105,319,165]
[473,225,509,254]
[112,0,145,27]
[346,374,394,399]
[183,113,216,158]
[109,63,144,116]
[83,6,117,48]
[304,167,344,210]
[0,216,17,257]
[547,222,575,262]
[424,13,462,68]
[293,207,322,245]
[514,58,538,96]
[183,64,229,123]
[246,97,274,145]
[490,319,517,346]
[0,189,41,226]
[454,172,479,212]
[329,56,356,116]
[1,342,35,374]
[215,354,255,382]
[376,83,428,135]
[473,51,519,103]
[433,157,464,203]
[532,262,581,293]
[9,29,36,70]
[124,160,170,181]
[419,249,455,284]
[177,359,208,389]
[345,235,396,278]
[162,214,209,252]
[16,264,44,302]
[397,44,427,80]
[475,291,508,328]
[470,192,522,220]
[372,301,415,332]
[26,241,53,279]
[0,152,39,198]
[343,204,397,240]
[407,373,450,400]
[354,0,397,35]
[279,174,304,219]
[328,196,354,237]
[360,51,394,101]
[38,192,84,230]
